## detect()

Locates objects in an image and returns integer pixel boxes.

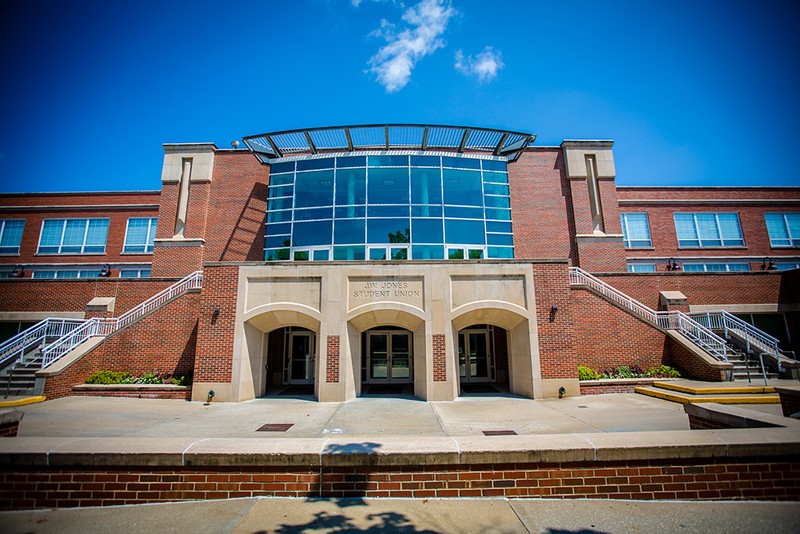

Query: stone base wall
[70,385,191,401]
[2,458,798,509]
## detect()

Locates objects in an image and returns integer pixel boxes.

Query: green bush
[85,370,131,384]
[578,365,601,381]
[645,365,681,378]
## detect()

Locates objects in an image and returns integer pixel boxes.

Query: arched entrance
[346,305,426,399]
[241,305,321,399]
[452,302,536,399]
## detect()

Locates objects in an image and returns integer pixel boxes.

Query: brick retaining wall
[2,458,798,509]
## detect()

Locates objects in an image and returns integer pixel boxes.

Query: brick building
[0,124,797,402]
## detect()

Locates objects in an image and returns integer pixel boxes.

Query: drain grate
[257,423,294,432]
[482,430,517,436]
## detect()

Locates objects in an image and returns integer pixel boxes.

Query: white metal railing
[569,267,729,361]
[689,310,782,372]
[41,271,203,368]
[0,318,86,370]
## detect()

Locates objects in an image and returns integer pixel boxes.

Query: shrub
[86,370,131,384]
[645,365,681,378]
[578,365,601,381]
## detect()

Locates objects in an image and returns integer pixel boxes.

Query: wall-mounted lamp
[667,258,681,271]
[762,257,777,271]
[205,389,215,405]
[213,306,220,317]
[10,265,24,278]
[99,264,112,277]
[231,140,240,149]
[551,305,558,312]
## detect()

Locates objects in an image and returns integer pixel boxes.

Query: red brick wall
[42,291,200,400]
[509,149,575,262]
[0,191,159,275]
[326,335,340,383]
[618,187,800,266]
[67,388,192,401]
[594,272,783,310]
[0,279,176,315]
[571,287,668,372]
[575,240,627,272]
[533,263,576,379]
[194,265,239,383]
[150,246,204,278]
[666,335,728,381]
[205,151,268,262]
[432,334,446,381]
[2,458,797,509]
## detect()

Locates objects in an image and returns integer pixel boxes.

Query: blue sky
[1,0,798,193]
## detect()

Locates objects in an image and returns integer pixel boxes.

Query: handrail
[569,267,728,362]
[41,271,203,368]
[689,310,782,372]
[0,318,85,370]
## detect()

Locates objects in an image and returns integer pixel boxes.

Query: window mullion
[692,214,702,247]
[58,219,67,254]
[714,214,724,246]
[81,219,89,253]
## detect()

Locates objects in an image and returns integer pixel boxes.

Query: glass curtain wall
[264,154,513,261]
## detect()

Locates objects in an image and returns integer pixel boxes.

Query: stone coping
[1,428,798,468]
[0,409,23,426]
[71,384,191,392]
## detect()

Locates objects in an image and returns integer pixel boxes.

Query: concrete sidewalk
[1,497,799,533]
[12,393,702,439]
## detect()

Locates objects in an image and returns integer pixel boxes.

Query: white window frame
[122,217,157,254]
[765,213,800,248]
[682,262,750,272]
[620,213,652,248]
[37,218,109,255]
[0,219,25,255]
[626,263,657,273]
[673,212,745,248]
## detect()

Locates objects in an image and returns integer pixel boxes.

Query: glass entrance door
[459,328,492,382]
[287,331,315,384]
[366,330,413,383]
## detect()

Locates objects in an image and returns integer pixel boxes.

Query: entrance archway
[346,304,426,399]
[452,302,535,398]
[241,304,321,399]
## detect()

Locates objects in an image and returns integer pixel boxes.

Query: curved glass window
[265,154,513,261]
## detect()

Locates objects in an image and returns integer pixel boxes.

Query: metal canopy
[242,124,535,164]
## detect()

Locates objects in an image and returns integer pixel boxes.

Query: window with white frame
[626,263,656,272]
[776,262,800,271]
[37,218,109,254]
[119,268,151,278]
[32,269,103,279]
[0,219,25,254]
[764,213,800,247]
[123,217,157,253]
[682,263,750,272]
[620,213,652,248]
[673,213,744,248]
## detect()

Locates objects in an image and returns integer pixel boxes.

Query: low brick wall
[70,384,192,401]
[684,403,797,431]
[775,387,800,418]
[1,430,798,509]
[1,459,798,509]
[580,378,665,395]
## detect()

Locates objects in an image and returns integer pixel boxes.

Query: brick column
[433,334,446,382]
[326,335,340,383]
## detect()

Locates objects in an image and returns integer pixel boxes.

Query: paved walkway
[2,496,799,533]
[11,392,704,438]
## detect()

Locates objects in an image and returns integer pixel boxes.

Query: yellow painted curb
[635,387,780,405]
[653,382,775,395]
[0,395,46,407]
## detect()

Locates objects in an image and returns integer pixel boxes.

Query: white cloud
[368,0,455,93]
[454,46,504,83]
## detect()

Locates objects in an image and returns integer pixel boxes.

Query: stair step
[652,382,775,395]
[635,386,780,405]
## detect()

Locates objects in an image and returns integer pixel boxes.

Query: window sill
[623,246,655,251]
[120,252,154,256]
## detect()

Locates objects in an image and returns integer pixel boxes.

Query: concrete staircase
[0,350,42,397]
[636,381,780,405]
